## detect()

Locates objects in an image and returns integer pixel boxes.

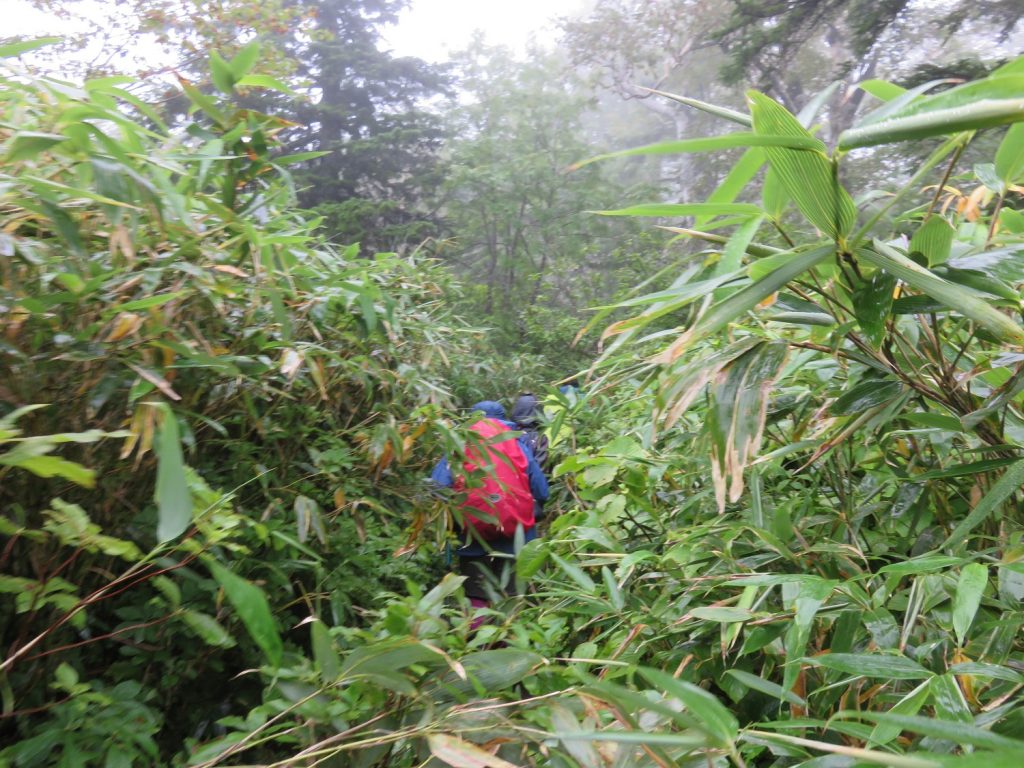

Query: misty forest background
[2,0,1024,766]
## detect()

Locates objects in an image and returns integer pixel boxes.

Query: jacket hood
[470,400,507,420]
[510,393,541,427]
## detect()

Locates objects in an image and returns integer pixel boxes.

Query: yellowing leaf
[280,348,303,378]
[427,733,519,768]
[105,312,143,342]
[212,264,249,277]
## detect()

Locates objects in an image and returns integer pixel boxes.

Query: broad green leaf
[805,653,933,679]
[689,606,755,622]
[275,150,332,166]
[831,380,903,415]
[879,556,967,576]
[112,290,191,313]
[838,712,1024,751]
[949,661,1024,683]
[427,649,541,699]
[208,560,283,666]
[952,563,988,645]
[748,91,856,243]
[227,41,260,80]
[601,566,623,610]
[0,452,95,487]
[179,80,229,128]
[858,79,956,126]
[234,74,298,96]
[6,132,68,163]
[783,579,834,692]
[154,405,190,542]
[910,216,956,266]
[868,680,930,745]
[550,552,596,592]
[890,75,1024,120]
[860,241,1024,345]
[571,132,822,169]
[903,412,963,431]
[912,457,1020,481]
[549,702,603,768]
[858,78,907,102]
[943,459,1024,547]
[656,244,834,363]
[310,618,340,681]
[593,203,762,218]
[995,123,1024,183]
[209,51,235,94]
[640,666,738,746]
[929,673,972,723]
[852,270,897,347]
[0,37,62,58]
[938,267,1019,302]
[840,98,1024,149]
[724,669,806,706]
[180,610,235,648]
[515,538,548,579]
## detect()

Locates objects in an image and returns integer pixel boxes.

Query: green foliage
[0,47,466,761]
[4,17,1024,768]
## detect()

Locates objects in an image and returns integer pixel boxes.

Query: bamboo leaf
[748,91,856,243]
[831,380,903,415]
[860,241,1024,345]
[696,148,766,226]
[656,244,835,362]
[995,123,1024,184]
[592,203,762,218]
[839,98,1024,150]
[836,712,1024,751]
[227,41,260,80]
[310,618,340,681]
[638,86,752,124]
[724,669,806,707]
[952,563,988,645]
[235,74,298,96]
[427,733,518,768]
[570,132,821,170]
[852,271,897,347]
[639,666,738,746]
[804,653,933,680]
[208,560,283,666]
[209,51,235,94]
[909,216,956,266]
[0,37,62,58]
[6,132,68,163]
[154,405,190,542]
[708,341,789,512]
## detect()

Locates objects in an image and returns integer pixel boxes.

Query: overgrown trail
[3,35,1024,768]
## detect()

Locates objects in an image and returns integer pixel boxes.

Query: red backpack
[454,418,535,540]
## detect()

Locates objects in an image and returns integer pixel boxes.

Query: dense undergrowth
[2,38,1024,768]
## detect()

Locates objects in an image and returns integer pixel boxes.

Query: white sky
[383,0,585,60]
[8,0,587,63]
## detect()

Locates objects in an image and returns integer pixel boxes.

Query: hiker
[510,392,549,470]
[430,400,549,607]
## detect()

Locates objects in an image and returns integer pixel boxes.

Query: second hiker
[430,400,549,605]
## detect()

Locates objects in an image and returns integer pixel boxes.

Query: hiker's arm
[525,451,549,503]
[430,457,453,487]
